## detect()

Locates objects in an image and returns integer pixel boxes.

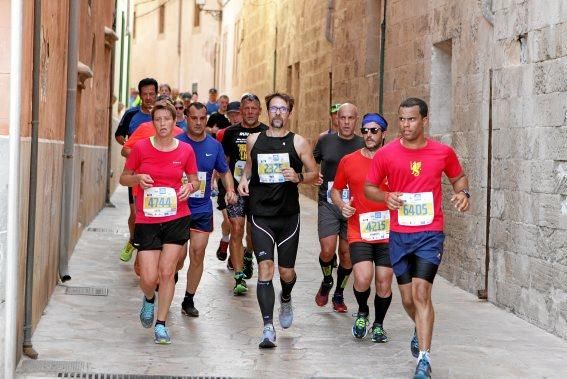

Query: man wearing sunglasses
[365,98,470,379]
[331,113,393,343]
[238,92,319,348]
[221,93,268,295]
[313,103,364,313]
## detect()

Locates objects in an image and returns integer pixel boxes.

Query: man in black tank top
[238,92,319,349]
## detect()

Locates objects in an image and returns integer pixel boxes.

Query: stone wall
[229,0,567,339]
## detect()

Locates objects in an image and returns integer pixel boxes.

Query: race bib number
[143,187,177,217]
[190,171,207,198]
[359,211,390,241]
[326,181,334,203]
[234,160,246,182]
[398,192,434,226]
[258,153,290,183]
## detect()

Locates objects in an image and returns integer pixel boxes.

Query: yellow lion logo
[410,161,422,176]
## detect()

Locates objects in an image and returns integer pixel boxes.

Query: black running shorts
[132,216,190,251]
[250,214,300,268]
[349,242,391,267]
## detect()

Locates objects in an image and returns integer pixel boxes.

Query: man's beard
[271,118,283,128]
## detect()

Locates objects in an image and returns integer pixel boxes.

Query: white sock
[221,234,230,242]
[418,350,430,363]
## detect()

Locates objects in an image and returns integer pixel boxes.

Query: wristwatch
[460,189,471,198]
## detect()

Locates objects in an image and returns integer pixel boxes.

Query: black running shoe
[181,299,199,317]
[243,250,254,279]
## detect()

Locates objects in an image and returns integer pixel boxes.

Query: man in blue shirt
[205,87,219,115]
[176,102,237,317]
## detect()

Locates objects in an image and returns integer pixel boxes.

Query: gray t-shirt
[313,133,364,204]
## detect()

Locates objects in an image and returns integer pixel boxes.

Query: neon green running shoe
[233,272,248,295]
[352,313,369,339]
[120,241,136,262]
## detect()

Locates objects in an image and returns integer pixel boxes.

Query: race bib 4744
[143,187,177,217]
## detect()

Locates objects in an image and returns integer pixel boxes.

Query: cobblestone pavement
[17,187,567,378]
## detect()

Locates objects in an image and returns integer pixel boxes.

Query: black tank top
[249,131,303,216]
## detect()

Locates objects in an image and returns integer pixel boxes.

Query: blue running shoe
[139,297,155,328]
[413,357,432,379]
[411,328,419,358]
[154,324,171,345]
[351,313,369,339]
[259,324,276,348]
[278,292,293,329]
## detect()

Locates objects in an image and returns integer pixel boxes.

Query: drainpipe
[59,0,80,282]
[272,26,277,91]
[379,0,387,114]
[5,0,23,376]
[478,69,494,300]
[106,2,117,208]
[23,0,41,360]
[177,0,182,90]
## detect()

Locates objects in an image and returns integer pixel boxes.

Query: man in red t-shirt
[365,98,470,379]
[332,113,393,343]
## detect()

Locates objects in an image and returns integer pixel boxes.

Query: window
[430,39,452,135]
[194,3,200,28]
[158,5,165,34]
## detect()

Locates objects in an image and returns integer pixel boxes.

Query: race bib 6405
[398,192,434,226]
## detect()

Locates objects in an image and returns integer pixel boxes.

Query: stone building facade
[225,0,567,339]
[0,0,119,367]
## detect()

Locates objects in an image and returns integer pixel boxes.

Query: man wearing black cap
[206,94,230,136]
[206,88,219,115]
[181,92,191,110]
[331,113,393,343]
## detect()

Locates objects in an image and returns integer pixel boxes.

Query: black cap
[181,92,191,100]
[209,87,218,94]
[227,101,241,113]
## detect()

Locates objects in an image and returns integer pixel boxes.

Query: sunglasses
[361,128,381,135]
[175,106,184,110]
[241,93,260,102]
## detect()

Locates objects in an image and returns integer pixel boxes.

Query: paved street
[17,187,567,378]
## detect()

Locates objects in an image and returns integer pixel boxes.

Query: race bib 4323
[397,192,434,226]
[257,153,290,183]
[143,187,177,217]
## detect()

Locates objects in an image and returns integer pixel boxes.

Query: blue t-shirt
[176,133,229,213]
[176,119,188,132]
[128,110,152,135]
[206,101,219,115]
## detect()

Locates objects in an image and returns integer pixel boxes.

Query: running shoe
[120,241,135,262]
[315,281,333,306]
[259,324,277,348]
[413,357,432,379]
[181,299,199,317]
[139,297,155,328]
[243,250,254,279]
[154,324,171,345]
[227,255,234,270]
[411,328,419,358]
[371,323,388,343]
[352,313,369,339]
[332,293,348,313]
[216,240,229,261]
[278,292,293,329]
[233,272,247,295]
